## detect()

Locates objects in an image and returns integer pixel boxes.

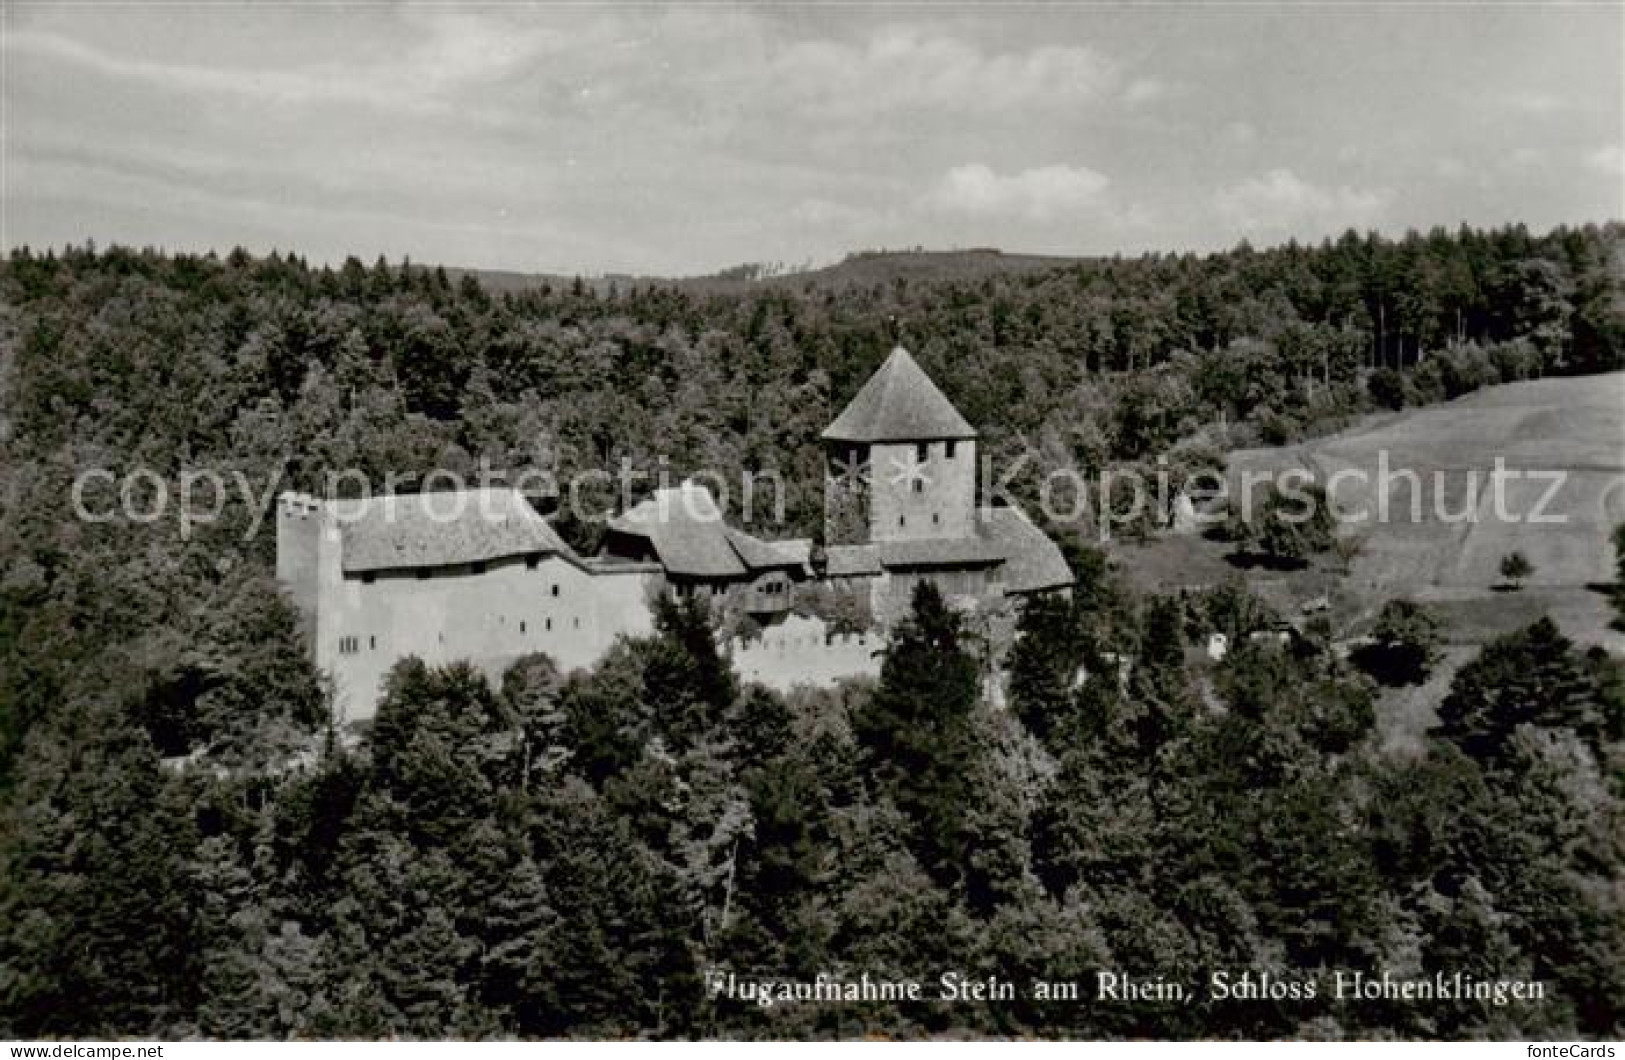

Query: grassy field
[1117,370,1624,751]
[1125,370,1625,655]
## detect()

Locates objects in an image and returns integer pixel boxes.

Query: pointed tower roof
[821,346,976,443]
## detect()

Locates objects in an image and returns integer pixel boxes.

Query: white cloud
[7,5,1614,274]
[4,12,577,121]
[767,25,1123,119]
[1583,145,1625,178]
[927,163,1111,221]
[1214,168,1386,235]
[1123,77,1169,105]
[1499,90,1567,116]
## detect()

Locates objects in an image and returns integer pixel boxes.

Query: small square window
[945,440,957,459]
[932,513,940,525]
[361,572,375,585]
[417,569,431,581]
[551,584,561,597]
[526,555,540,570]
[471,561,487,575]
[913,479,923,494]
[916,441,930,463]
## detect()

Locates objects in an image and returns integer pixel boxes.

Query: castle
[276,347,1070,721]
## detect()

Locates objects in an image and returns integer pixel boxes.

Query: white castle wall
[727,614,884,692]
[278,494,659,725]
[322,556,658,724]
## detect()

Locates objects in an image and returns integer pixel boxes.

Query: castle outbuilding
[277,346,1071,718]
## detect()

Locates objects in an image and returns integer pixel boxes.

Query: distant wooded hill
[450,247,1093,298]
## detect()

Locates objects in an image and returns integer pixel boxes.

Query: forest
[0,223,1621,1038]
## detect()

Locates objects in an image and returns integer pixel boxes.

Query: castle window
[526,555,540,570]
[913,479,923,494]
[932,512,940,525]
[551,584,561,597]
[916,441,930,463]
[471,561,487,575]
[520,621,527,633]
[545,618,553,631]
[945,440,957,459]
[361,572,375,585]
[899,515,906,527]
[573,617,581,629]
[369,635,376,650]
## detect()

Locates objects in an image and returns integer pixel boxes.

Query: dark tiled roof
[608,482,808,578]
[875,535,1007,568]
[821,346,976,443]
[725,528,806,571]
[843,506,1070,592]
[609,484,745,578]
[339,489,576,574]
[825,544,882,577]
[771,537,815,572]
[977,506,1074,594]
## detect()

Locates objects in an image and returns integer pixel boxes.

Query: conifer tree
[854,581,981,888]
[1437,618,1597,762]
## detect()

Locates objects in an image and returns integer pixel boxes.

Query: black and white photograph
[0,0,1621,1044]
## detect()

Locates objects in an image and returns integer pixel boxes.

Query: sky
[2,2,1621,277]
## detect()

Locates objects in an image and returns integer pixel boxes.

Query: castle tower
[821,346,977,546]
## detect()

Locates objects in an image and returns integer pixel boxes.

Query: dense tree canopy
[0,225,1621,1038]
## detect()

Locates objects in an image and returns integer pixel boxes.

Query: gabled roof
[724,528,807,572]
[874,536,1007,569]
[609,483,744,578]
[607,481,807,579]
[825,544,883,577]
[976,505,1074,594]
[825,506,1071,592]
[769,537,815,572]
[821,346,976,443]
[338,488,576,574]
